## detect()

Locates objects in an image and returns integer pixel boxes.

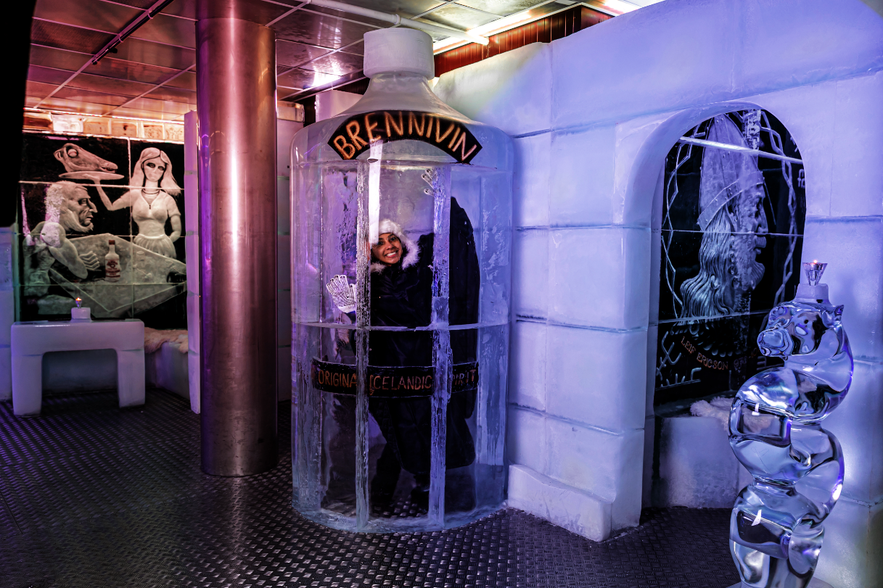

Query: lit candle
[71,297,91,321]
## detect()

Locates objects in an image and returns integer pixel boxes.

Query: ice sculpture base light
[728,262,852,588]
[290,28,512,532]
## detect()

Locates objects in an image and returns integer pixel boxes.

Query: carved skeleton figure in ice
[728,264,852,588]
[93,148,182,258]
[24,182,101,294]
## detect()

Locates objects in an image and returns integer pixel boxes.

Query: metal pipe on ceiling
[303,0,489,46]
[91,0,177,65]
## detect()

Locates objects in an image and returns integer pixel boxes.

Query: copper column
[196,1,277,476]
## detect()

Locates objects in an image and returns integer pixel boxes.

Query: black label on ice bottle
[329,110,483,164]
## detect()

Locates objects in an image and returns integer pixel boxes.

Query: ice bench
[11,319,145,416]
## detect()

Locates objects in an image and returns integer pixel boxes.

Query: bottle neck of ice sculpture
[352,72,467,119]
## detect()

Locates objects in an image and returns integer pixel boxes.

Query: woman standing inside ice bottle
[365,199,479,508]
[94,147,182,258]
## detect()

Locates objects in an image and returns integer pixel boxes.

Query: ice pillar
[196,0,278,476]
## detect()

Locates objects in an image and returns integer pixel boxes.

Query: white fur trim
[371,219,419,272]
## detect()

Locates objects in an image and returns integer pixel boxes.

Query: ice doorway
[647,109,806,507]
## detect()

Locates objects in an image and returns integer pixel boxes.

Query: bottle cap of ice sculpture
[363,27,434,80]
[795,260,829,302]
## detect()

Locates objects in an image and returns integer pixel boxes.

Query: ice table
[11,319,145,416]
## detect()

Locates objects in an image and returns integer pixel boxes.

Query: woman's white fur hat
[371,219,419,272]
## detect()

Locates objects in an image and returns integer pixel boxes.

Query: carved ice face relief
[654,110,806,408]
[143,157,167,184]
[730,183,769,294]
[62,184,97,233]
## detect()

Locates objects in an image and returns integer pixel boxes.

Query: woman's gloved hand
[325,274,357,313]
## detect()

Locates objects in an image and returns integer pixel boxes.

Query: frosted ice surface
[546,417,642,503]
[802,219,883,359]
[506,407,546,474]
[545,325,645,431]
[434,43,552,136]
[512,230,549,318]
[510,320,546,411]
[550,126,616,226]
[512,134,551,228]
[830,72,883,218]
[547,227,650,330]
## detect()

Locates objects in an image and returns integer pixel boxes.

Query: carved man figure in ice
[681,115,769,320]
[94,148,182,258]
[24,181,101,294]
[364,197,479,509]
[728,266,852,588]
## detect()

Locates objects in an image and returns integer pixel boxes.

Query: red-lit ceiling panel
[276,40,333,68]
[34,0,139,34]
[273,9,375,49]
[31,20,114,54]
[131,13,198,49]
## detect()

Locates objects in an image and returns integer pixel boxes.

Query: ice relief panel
[655,111,806,408]
[19,134,187,328]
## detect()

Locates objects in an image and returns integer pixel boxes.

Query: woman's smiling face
[372,233,402,265]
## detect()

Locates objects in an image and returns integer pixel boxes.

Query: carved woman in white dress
[95,148,182,258]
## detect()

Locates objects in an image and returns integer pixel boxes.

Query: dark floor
[0,389,740,588]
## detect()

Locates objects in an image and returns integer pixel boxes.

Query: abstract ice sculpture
[728,262,853,588]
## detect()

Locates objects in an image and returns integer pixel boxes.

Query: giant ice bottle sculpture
[728,262,853,588]
[290,27,513,532]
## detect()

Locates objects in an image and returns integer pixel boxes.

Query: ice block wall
[434,1,883,586]
[0,226,13,400]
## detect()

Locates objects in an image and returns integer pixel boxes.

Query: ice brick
[642,415,654,508]
[546,417,642,510]
[614,113,666,229]
[0,289,13,346]
[184,234,199,295]
[508,464,612,541]
[512,133,551,228]
[183,176,199,234]
[183,112,199,235]
[831,71,883,218]
[277,344,291,401]
[277,175,291,235]
[277,288,291,347]
[277,118,301,174]
[510,320,546,411]
[551,1,738,131]
[814,496,883,588]
[645,324,657,416]
[512,229,549,319]
[547,227,650,330]
[277,234,291,289]
[188,349,200,414]
[549,126,616,226]
[739,0,883,97]
[653,414,743,508]
[186,291,200,353]
[506,406,546,474]
[802,218,883,360]
[0,227,12,289]
[0,345,10,401]
[824,360,883,503]
[545,324,646,431]
[435,43,552,136]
